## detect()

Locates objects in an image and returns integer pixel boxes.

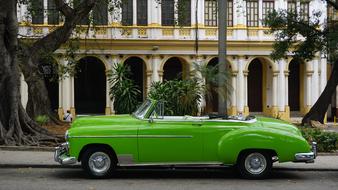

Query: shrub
[148,79,202,116]
[300,127,338,152]
[107,63,141,114]
[35,115,49,126]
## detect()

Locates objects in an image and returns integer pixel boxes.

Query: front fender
[217,128,310,164]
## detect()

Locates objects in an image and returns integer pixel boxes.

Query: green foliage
[107,63,141,114]
[300,127,338,152]
[265,9,338,62]
[148,79,202,116]
[192,62,232,104]
[35,115,49,126]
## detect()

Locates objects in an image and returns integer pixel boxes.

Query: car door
[138,118,204,163]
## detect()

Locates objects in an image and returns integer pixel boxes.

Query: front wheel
[237,151,272,179]
[81,147,116,178]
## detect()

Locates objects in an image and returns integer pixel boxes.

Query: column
[277,59,286,112]
[70,75,75,118]
[272,71,279,117]
[234,0,247,40]
[320,57,327,93]
[230,71,238,115]
[305,61,313,113]
[151,55,161,83]
[258,0,263,27]
[146,70,152,95]
[58,64,64,120]
[284,71,290,119]
[312,58,320,104]
[43,0,48,24]
[105,62,112,115]
[133,0,137,25]
[236,56,245,114]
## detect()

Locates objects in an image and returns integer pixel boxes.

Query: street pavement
[0,168,338,190]
[0,150,338,171]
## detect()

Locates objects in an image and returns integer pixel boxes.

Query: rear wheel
[237,151,272,179]
[81,147,116,178]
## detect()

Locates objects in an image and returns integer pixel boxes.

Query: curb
[0,164,80,169]
[0,146,54,152]
[273,167,338,172]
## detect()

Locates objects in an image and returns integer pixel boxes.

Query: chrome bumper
[294,142,317,163]
[54,142,77,165]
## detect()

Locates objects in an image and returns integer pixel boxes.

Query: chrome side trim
[118,162,224,167]
[70,135,193,139]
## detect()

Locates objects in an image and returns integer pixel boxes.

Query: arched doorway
[163,57,189,81]
[124,57,146,102]
[288,59,301,114]
[206,58,219,113]
[39,57,59,112]
[248,59,263,112]
[75,56,106,114]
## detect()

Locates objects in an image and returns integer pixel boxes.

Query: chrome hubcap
[88,152,111,176]
[244,153,267,175]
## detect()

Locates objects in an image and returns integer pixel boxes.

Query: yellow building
[18,0,336,121]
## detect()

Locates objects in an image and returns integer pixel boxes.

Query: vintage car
[55,99,316,179]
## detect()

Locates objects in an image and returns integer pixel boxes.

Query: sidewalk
[0,149,337,171]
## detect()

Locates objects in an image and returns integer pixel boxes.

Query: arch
[161,56,190,81]
[204,56,234,71]
[123,56,147,102]
[75,56,106,114]
[76,55,109,71]
[245,56,277,72]
[121,55,150,71]
[38,56,59,112]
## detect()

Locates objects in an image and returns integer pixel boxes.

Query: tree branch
[326,0,338,10]
[29,0,97,58]
[54,0,74,18]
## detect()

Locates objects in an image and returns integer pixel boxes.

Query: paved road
[0,167,337,190]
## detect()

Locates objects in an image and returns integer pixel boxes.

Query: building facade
[17,0,337,121]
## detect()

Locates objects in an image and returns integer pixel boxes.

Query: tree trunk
[0,0,59,145]
[302,60,338,125]
[21,0,97,120]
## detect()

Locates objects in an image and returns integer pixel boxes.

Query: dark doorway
[124,57,146,102]
[163,57,184,81]
[75,57,106,114]
[248,59,263,112]
[39,58,59,112]
[206,57,219,113]
[288,59,301,111]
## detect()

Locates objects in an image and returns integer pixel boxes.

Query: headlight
[65,130,69,141]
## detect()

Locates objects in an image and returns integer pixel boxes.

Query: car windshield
[133,100,152,119]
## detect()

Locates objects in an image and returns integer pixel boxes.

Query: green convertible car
[55,99,316,179]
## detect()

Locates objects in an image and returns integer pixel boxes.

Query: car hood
[256,116,302,136]
[71,114,142,128]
